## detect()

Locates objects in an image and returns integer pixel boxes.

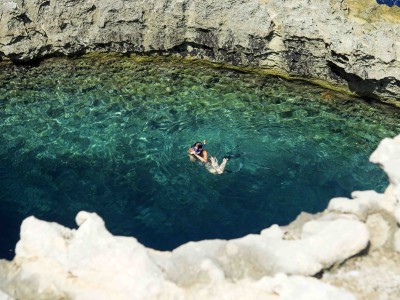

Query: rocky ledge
[1,135,400,299]
[1,0,400,105]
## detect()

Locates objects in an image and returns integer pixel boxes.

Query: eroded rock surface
[0,211,360,300]
[1,0,400,104]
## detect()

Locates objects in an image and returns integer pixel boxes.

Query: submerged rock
[2,134,400,299]
[1,0,400,104]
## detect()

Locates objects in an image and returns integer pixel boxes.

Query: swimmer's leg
[205,157,228,175]
[205,162,217,174]
[216,158,228,174]
[205,157,221,174]
[210,156,219,169]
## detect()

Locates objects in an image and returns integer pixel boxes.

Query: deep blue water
[0,56,399,260]
[376,0,400,7]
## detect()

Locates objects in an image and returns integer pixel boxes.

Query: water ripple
[0,57,399,259]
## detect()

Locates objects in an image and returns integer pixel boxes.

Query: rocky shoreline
[1,135,400,299]
[1,0,400,105]
[2,0,400,298]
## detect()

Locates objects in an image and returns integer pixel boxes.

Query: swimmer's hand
[203,139,206,145]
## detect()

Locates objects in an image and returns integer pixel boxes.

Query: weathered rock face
[0,211,361,300]
[1,0,400,104]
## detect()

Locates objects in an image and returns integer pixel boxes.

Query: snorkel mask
[192,146,203,155]
[192,142,204,155]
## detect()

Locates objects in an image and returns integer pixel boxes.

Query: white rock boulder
[0,210,363,299]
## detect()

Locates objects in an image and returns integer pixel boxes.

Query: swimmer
[188,140,208,163]
[188,140,228,174]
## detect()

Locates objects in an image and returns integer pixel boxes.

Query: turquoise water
[0,56,399,259]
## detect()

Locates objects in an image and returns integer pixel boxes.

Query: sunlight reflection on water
[0,56,399,259]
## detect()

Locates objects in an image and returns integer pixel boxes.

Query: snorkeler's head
[193,142,203,149]
[192,142,203,154]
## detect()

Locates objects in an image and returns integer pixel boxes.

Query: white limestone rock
[186,273,356,300]
[1,1,18,11]
[322,249,400,300]
[0,289,14,300]
[3,212,180,300]
[366,213,393,250]
[327,190,388,220]
[151,218,369,288]
[256,273,356,300]
[370,135,400,186]
[0,211,364,300]
[370,135,400,211]
[327,134,400,253]
[327,134,400,220]
[393,229,400,252]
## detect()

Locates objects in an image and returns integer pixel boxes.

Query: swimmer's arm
[202,149,208,162]
[190,150,208,163]
[193,153,207,163]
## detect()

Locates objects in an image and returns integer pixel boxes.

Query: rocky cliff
[1,0,400,105]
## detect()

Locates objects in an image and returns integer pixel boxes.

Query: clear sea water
[376,0,400,7]
[0,55,399,260]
